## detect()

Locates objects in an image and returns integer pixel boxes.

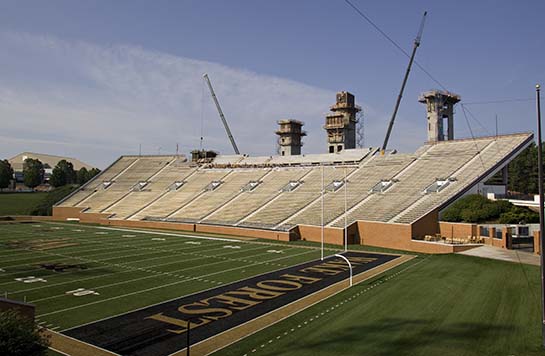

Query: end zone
[59,251,413,356]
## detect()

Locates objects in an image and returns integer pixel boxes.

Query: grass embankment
[215,254,542,356]
[0,192,48,215]
[0,186,76,216]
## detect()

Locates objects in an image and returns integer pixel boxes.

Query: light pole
[536,83,545,349]
[344,165,348,253]
[321,164,324,260]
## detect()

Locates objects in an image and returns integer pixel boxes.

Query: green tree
[49,166,66,187]
[89,167,101,179]
[0,310,50,356]
[0,160,14,189]
[23,158,44,189]
[56,160,76,184]
[76,167,89,185]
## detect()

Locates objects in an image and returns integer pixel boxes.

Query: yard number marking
[15,276,47,283]
[223,245,241,249]
[185,241,201,245]
[65,288,100,297]
[267,250,284,254]
[151,238,166,241]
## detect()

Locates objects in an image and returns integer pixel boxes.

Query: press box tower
[275,119,306,156]
[324,91,361,153]
[419,90,461,142]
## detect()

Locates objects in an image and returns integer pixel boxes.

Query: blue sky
[1,0,544,168]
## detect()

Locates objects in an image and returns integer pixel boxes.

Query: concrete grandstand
[53,132,533,253]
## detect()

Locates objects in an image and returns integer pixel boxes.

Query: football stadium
[1,88,542,356]
[1,2,544,356]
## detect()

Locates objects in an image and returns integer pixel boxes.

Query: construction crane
[202,73,240,155]
[381,11,427,153]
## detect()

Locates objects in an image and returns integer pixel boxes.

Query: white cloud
[0,32,347,168]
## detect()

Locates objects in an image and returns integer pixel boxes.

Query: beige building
[8,152,95,181]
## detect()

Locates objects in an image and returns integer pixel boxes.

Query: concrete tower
[419,90,461,142]
[324,91,361,153]
[276,119,306,156]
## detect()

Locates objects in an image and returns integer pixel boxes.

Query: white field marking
[38,249,318,318]
[223,245,241,249]
[28,245,291,302]
[51,227,63,230]
[0,268,4,272]
[241,256,428,355]
[90,225,241,243]
[65,288,99,297]
[72,229,84,232]
[10,243,290,295]
[47,346,68,355]
[151,238,166,241]
[1,239,269,289]
[15,276,47,283]
[94,232,108,235]
[61,249,321,333]
[0,234,234,273]
[212,255,416,356]
[32,225,42,227]
[122,234,136,238]
[185,241,201,245]
[41,221,345,255]
[267,250,284,254]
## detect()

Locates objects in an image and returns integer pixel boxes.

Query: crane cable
[343,0,448,92]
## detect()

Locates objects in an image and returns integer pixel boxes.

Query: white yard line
[38,249,318,318]
[30,246,299,303]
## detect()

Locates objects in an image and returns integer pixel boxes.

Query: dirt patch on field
[4,238,79,251]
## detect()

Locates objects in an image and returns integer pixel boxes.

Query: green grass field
[214,254,542,356]
[0,192,48,215]
[0,221,328,331]
[0,221,542,356]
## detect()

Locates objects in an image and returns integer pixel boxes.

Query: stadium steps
[128,164,204,220]
[274,163,365,229]
[235,167,315,227]
[104,158,195,219]
[393,135,530,224]
[203,168,311,226]
[240,166,354,228]
[101,156,178,215]
[282,153,416,229]
[81,157,172,213]
[60,157,139,207]
[329,139,493,227]
[168,169,270,221]
[198,168,275,223]
[135,169,233,220]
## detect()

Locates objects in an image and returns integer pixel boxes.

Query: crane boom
[381,11,427,153]
[203,73,240,155]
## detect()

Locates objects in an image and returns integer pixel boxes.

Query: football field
[0,221,407,355]
[0,221,329,330]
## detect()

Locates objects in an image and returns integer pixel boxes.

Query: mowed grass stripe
[49,251,320,330]
[0,236,287,291]
[30,245,306,304]
[0,241,271,292]
[7,244,295,299]
[38,250,319,318]
[25,245,296,303]
[0,229,252,281]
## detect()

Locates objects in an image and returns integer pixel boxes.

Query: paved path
[458,245,539,266]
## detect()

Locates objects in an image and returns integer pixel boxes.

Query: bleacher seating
[56,133,533,233]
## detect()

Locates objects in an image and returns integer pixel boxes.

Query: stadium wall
[52,207,478,254]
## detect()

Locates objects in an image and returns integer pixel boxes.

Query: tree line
[0,158,100,190]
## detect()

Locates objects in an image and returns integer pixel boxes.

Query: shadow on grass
[261,318,516,356]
